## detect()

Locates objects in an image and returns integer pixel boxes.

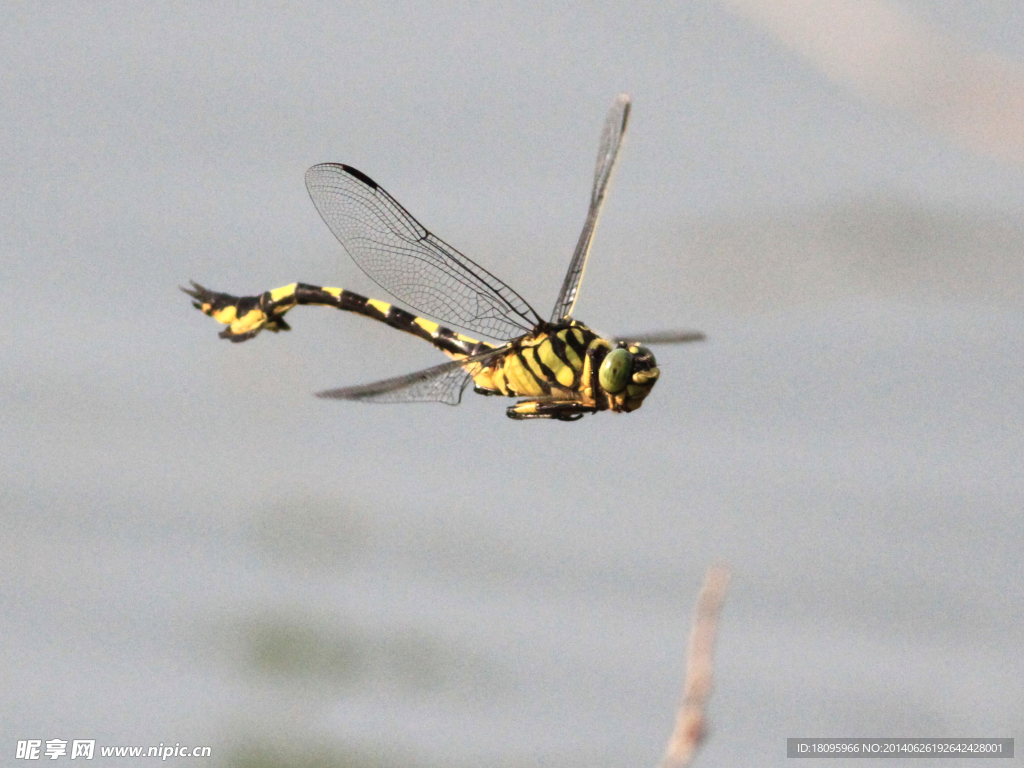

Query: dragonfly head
[598,342,660,412]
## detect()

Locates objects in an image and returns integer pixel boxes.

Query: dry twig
[657,564,731,768]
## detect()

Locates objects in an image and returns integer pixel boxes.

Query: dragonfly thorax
[507,320,661,414]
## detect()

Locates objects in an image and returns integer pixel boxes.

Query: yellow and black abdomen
[183,281,488,358]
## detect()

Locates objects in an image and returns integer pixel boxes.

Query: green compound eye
[599,347,633,393]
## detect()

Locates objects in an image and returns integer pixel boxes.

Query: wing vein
[550,93,631,322]
[315,347,509,405]
[306,164,542,341]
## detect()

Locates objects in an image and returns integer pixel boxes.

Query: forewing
[306,163,541,341]
[611,330,706,345]
[315,347,508,405]
[550,93,631,322]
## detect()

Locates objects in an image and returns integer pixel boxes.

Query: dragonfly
[184,94,704,421]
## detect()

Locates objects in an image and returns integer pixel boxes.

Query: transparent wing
[306,164,542,341]
[315,347,509,405]
[550,93,631,322]
[611,330,706,345]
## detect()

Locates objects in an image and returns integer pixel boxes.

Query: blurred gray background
[2,1,1021,766]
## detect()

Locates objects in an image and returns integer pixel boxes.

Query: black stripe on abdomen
[293,284,485,357]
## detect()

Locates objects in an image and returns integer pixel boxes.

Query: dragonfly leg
[473,384,504,397]
[506,400,597,421]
